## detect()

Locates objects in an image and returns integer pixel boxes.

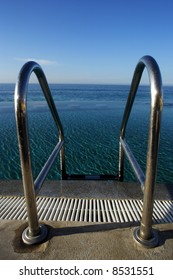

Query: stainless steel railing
[14,61,66,244]
[15,56,163,247]
[118,55,163,247]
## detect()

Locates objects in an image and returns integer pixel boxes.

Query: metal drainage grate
[1,196,173,224]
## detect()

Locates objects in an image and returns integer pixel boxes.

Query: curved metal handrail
[14,61,66,244]
[119,55,163,247]
[14,56,163,247]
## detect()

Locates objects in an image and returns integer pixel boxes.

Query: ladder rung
[66,174,118,180]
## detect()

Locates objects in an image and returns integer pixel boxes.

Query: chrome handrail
[119,55,163,247]
[14,57,163,247]
[14,61,66,244]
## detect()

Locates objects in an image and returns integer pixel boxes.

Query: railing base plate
[22,224,48,245]
[133,227,159,248]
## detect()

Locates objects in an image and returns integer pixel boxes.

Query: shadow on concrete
[13,221,139,254]
[158,227,173,246]
[47,222,139,239]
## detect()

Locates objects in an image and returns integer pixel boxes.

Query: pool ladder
[14,55,163,247]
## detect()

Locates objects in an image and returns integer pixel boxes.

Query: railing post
[14,61,66,244]
[134,57,163,248]
[119,55,163,247]
[15,71,48,244]
[134,79,162,247]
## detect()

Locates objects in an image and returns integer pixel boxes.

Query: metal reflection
[119,55,163,247]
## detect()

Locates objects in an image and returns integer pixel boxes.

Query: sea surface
[0,83,172,183]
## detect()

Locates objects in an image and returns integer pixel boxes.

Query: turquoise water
[0,84,172,183]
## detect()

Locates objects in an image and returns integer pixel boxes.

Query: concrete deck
[1,220,173,260]
[0,180,173,260]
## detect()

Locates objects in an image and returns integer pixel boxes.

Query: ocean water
[0,83,172,183]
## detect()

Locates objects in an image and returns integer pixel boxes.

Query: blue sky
[0,0,173,84]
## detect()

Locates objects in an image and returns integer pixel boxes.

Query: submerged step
[66,174,118,180]
[1,196,173,224]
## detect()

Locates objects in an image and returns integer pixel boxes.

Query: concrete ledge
[1,180,173,200]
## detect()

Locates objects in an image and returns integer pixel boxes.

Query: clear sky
[0,0,173,84]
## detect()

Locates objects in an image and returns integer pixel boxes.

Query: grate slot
[44,198,57,221]
[61,198,71,221]
[159,201,173,221]
[10,198,25,220]
[96,199,101,222]
[154,201,169,223]
[131,200,142,220]
[1,196,173,225]
[1,197,21,219]
[117,200,128,222]
[103,200,111,222]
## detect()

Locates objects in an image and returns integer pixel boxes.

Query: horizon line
[1,82,173,86]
